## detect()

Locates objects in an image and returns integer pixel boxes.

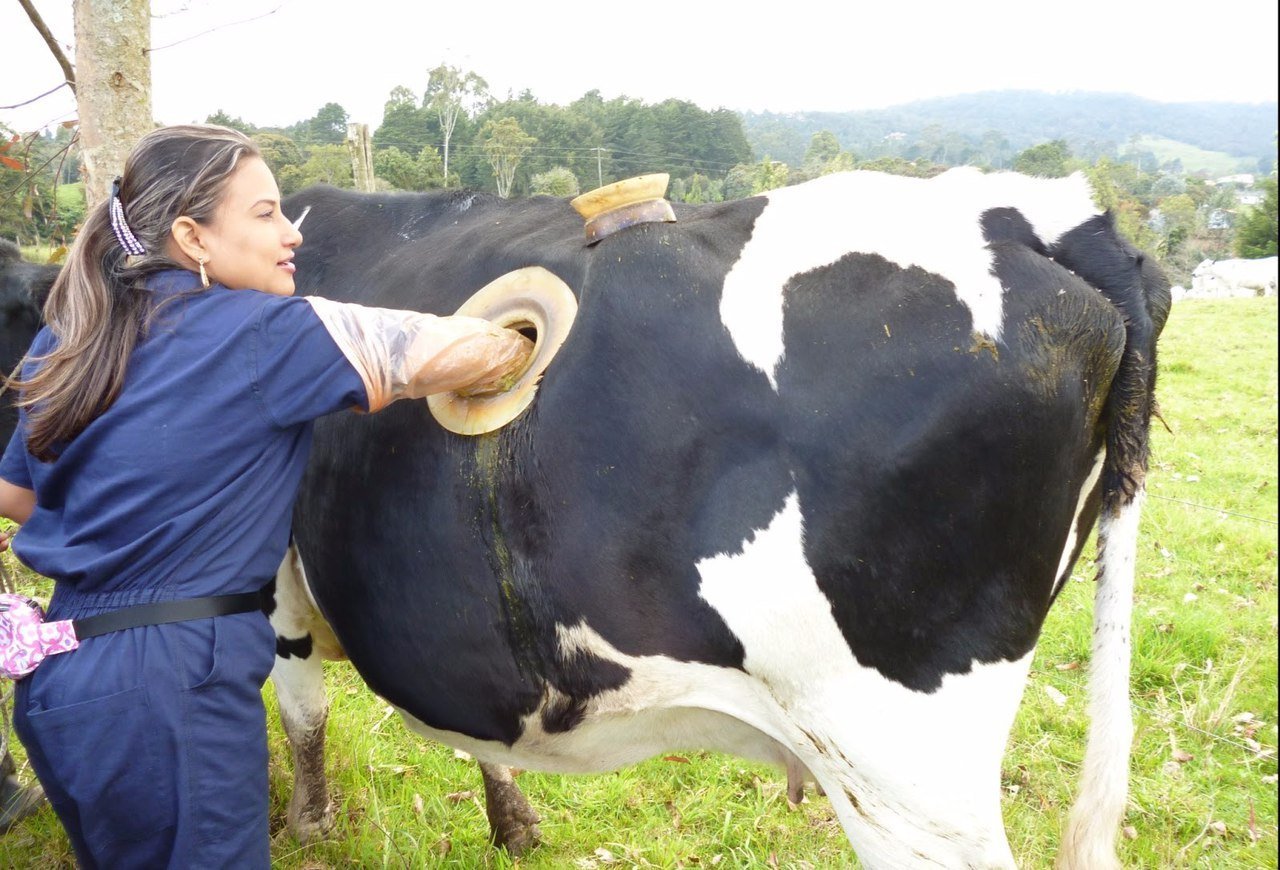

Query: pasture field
[1126,137,1259,178]
[1,297,1276,868]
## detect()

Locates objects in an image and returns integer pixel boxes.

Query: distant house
[1208,208,1234,230]
[1209,173,1256,187]
[1238,189,1265,206]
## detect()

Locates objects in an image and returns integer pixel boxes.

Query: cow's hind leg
[268,549,337,842]
[478,761,541,856]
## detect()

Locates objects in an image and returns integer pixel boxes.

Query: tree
[373,145,444,191]
[1013,140,1072,178]
[73,0,153,207]
[426,65,490,186]
[470,98,603,195]
[855,156,944,179]
[253,132,303,178]
[723,164,756,200]
[799,131,855,181]
[755,158,789,193]
[277,144,352,194]
[530,166,579,197]
[2,144,45,245]
[479,117,535,198]
[1,127,83,245]
[805,131,842,165]
[206,110,256,135]
[307,103,350,145]
[978,130,1010,169]
[374,86,433,156]
[1156,193,1198,256]
[672,172,720,204]
[1084,157,1159,251]
[1184,177,1212,208]
[1235,176,1278,258]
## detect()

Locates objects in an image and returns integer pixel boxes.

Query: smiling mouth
[278,260,296,273]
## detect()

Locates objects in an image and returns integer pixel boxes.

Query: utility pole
[346,123,375,192]
[593,147,605,188]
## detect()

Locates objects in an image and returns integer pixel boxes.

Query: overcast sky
[3,0,1278,134]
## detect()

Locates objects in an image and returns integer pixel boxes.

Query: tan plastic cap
[570,173,675,243]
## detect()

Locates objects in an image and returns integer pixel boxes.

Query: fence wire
[1148,492,1278,527]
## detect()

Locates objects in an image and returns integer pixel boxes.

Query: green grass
[17,245,63,266]
[1,298,1275,868]
[52,183,84,213]
[1127,136,1258,177]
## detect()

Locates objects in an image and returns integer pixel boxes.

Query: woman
[0,124,531,867]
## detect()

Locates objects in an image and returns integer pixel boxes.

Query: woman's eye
[259,210,275,219]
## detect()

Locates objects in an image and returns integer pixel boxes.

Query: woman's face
[199,156,303,296]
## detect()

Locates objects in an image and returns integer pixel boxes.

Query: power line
[146,3,289,53]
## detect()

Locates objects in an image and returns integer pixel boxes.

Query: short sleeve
[252,295,370,428]
[0,416,32,490]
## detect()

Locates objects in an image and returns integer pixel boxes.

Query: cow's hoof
[287,797,336,844]
[0,775,46,833]
[482,772,542,857]
[489,805,542,857]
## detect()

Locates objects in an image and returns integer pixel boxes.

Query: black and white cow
[271,168,1170,869]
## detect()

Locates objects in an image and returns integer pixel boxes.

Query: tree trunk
[74,0,152,209]
[346,123,375,192]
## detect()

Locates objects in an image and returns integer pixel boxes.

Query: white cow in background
[1186,257,1278,299]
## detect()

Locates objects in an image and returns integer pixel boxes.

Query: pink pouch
[0,593,80,680]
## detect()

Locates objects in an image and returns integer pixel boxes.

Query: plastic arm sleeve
[304,296,533,413]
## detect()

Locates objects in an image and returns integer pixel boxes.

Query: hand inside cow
[304,297,534,412]
[430,318,534,399]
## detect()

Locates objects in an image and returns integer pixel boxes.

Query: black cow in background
[0,240,55,437]
[0,238,57,831]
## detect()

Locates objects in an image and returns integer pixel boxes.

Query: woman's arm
[304,298,533,412]
[0,478,35,529]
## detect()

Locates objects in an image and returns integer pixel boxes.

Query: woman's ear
[170,216,206,265]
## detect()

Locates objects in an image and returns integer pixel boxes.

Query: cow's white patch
[1059,490,1143,870]
[719,168,1100,388]
[398,492,1033,867]
[1052,450,1106,595]
[697,491,1026,867]
[396,627,798,774]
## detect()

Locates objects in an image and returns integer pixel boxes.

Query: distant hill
[741,91,1277,172]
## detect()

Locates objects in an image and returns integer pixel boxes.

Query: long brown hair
[11,124,260,461]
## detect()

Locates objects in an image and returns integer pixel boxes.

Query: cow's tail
[1057,489,1142,870]
[1055,237,1169,870]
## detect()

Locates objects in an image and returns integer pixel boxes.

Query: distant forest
[3,81,1277,283]
[743,91,1277,171]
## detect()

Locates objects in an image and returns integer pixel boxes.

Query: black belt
[72,590,265,640]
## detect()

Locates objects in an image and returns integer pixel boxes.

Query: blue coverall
[0,269,368,868]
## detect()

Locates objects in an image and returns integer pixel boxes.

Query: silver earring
[198,257,210,289]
